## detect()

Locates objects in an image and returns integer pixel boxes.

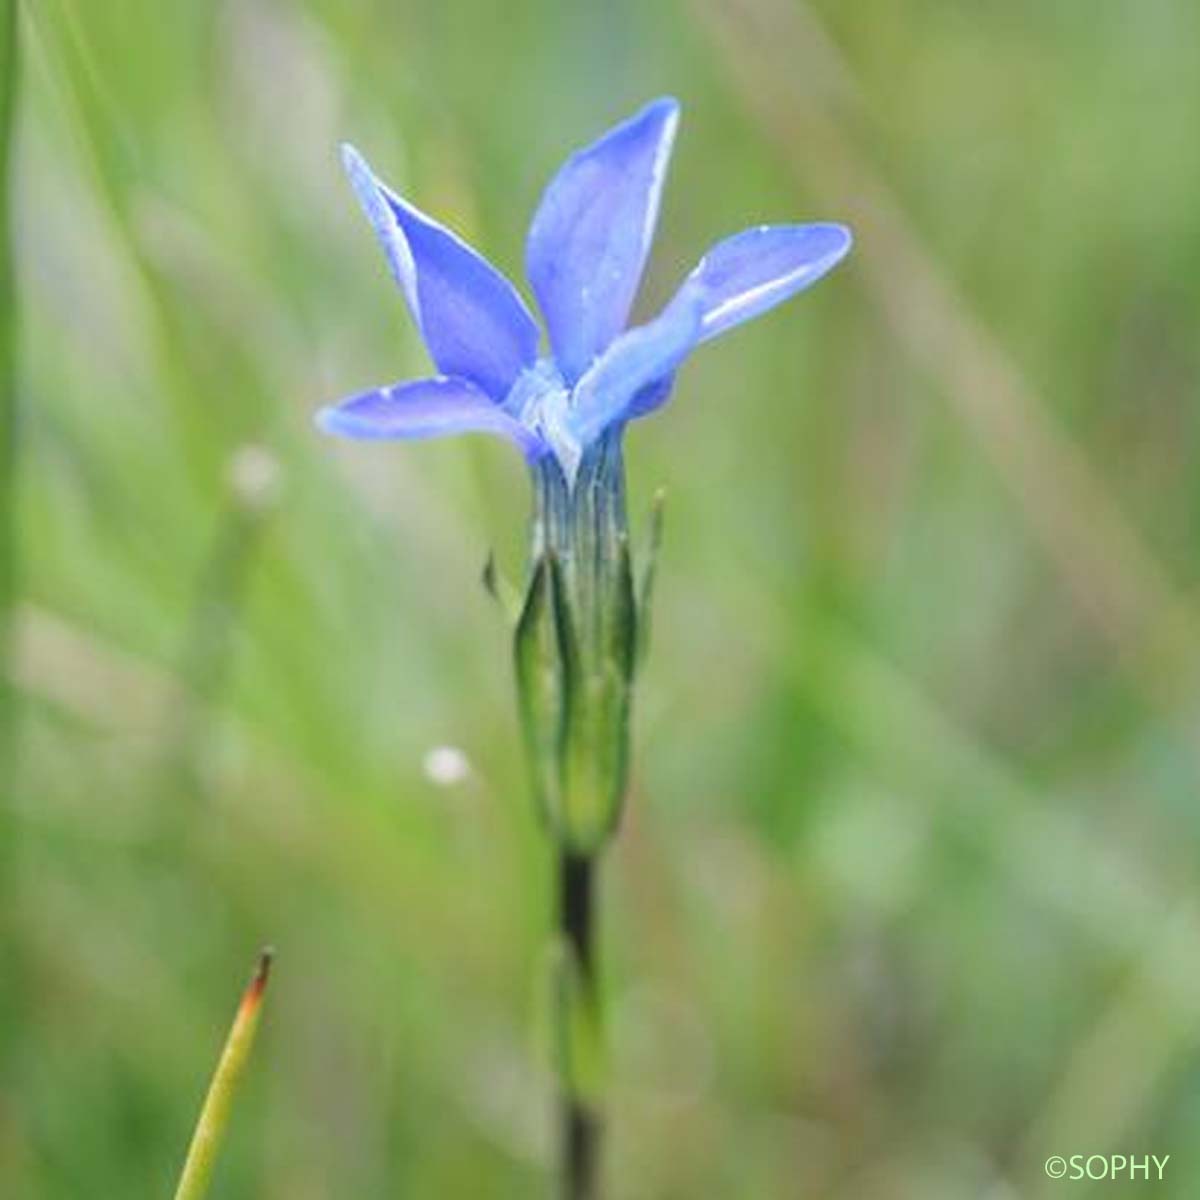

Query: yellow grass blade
[172,949,274,1200]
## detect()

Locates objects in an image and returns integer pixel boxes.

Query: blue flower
[317,97,851,482]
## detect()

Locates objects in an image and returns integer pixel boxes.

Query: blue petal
[317,375,545,457]
[677,223,852,343]
[568,286,705,446]
[525,98,680,384]
[623,373,676,421]
[342,144,540,400]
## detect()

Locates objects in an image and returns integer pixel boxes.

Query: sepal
[482,550,523,624]
[557,537,636,851]
[514,558,563,834]
[513,542,637,854]
[636,488,666,670]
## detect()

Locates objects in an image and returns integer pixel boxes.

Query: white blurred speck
[228,444,283,510]
[423,745,472,787]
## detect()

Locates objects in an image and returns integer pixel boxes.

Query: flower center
[505,358,583,481]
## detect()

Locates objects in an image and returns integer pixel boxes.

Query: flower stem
[559,850,600,1200]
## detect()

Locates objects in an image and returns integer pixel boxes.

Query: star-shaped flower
[318,97,851,481]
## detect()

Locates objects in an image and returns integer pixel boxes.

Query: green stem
[0,0,19,782]
[559,851,600,1200]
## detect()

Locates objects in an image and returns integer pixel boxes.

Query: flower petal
[342,144,540,399]
[568,285,705,447]
[317,375,545,457]
[681,223,852,343]
[525,97,680,384]
[623,373,676,422]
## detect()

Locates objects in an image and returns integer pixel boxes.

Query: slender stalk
[0,12,21,1084]
[173,949,273,1200]
[0,0,19,786]
[559,851,599,1200]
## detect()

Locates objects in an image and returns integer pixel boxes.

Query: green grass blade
[172,949,274,1200]
[0,0,18,757]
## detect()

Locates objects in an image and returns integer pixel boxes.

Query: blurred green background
[4,0,1200,1195]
